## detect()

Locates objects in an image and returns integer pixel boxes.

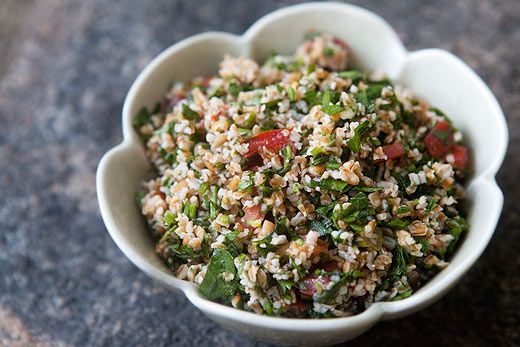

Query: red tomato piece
[300,276,331,297]
[322,261,339,272]
[240,205,265,230]
[332,37,349,49]
[245,129,292,158]
[450,145,468,169]
[424,120,452,158]
[312,239,329,257]
[424,133,447,158]
[434,120,451,132]
[168,93,185,107]
[382,143,405,160]
[290,300,308,311]
[199,76,213,88]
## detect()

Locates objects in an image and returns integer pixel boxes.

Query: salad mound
[135,31,469,318]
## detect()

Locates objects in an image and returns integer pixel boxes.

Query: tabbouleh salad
[134,31,470,318]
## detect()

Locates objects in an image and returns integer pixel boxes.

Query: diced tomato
[382,143,405,160]
[245,129,292,158]
[312,239,329,257]
[200,77,213,88]
[332,37,349,50]
[433,120,451,132]
[168,93,185,107]
[290,300,308,311]
[424,133,447,158]
[424,120,452,158]
[300,276,331,297]
[240,205,265,230]
[450,145,468,169]
[322,261,339,272]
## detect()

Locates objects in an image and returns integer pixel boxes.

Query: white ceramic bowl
[96,3,508,345]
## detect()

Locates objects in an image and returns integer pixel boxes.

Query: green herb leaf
[425,198,437,213]
[321,104,344,115]
[275,217,300,241]
[135,191,146,208]
[304,30,322,41]
[325,157,341,170]
[338,70,367,83]
[209,185,220,219]
[415,236,429,253]
[321,89,331,107]
[133,107,151,129]
[309,218,335,236]
[445,216,468,257]
[199,249,237,302]
[355,82,389,113]
[287,86,296,101]
[315,202,336,217]
[281,145,293,172]
[324,47,335,57]
[385,218,410,230]
[304,90,318,107]
[224,231,243,257]
[182,104,201,120]
[183,203,197,220]
[241,112,256,129]
[392,289,413,301]
[253,235,278,256]
[378,244,409,292]
[229,82,241,97]
[278,279,295,294]
[163,211,176,228]
[351,186,383,193]
[315,270,362,303]
[332,192,374,226]
[309,178,350,193]
[167,242,204,264]
[238,173,254,193]
[307,63,316,75]
[310,147,324,158]
[263,99,280,111]
[395,206,411,214]
[347,120,372,153]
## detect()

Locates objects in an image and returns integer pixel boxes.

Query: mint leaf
[133,107,151,129]
[229,82,240,97]
[287,86,296,101]
[309,177,350,193]
[347,120,372,153]
[281,145,293,172]
[163,211,176,228]
[338,70,367,83]
[182,104,200,120]
[238,172,254,193]
[321,89,331,107]
[351,186,383,193]
[332,192,374,226]
[209,185,220,219]
[199,249,237,302]
[385,218,410,230]
[309,218,335,236]
[304,90,318,107]
[322,104,344,115]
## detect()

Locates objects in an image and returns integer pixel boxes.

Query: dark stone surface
[0,0,518,346]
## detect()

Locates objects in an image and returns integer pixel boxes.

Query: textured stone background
[0,0,519,346]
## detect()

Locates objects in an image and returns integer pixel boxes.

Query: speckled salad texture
[134,31,470,318]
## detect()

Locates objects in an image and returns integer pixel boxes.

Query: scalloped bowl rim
[97,1,508,336]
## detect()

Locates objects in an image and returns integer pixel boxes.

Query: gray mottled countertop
[0,0,519,346]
